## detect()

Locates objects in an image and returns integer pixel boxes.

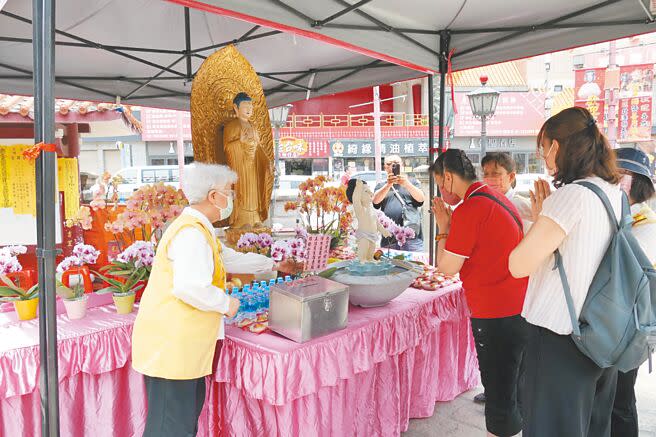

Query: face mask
[213,191,234,220]
[440,174,462,206]
[542,143,557,176]
[619,174,633,195]
[483,177,502,191]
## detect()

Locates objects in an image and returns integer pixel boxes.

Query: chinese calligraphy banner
[141,108,191,141]
[0,145,79,218]
[329,140,429,157]
[618,96,652,142]
[574,68,606,126]
[57,158,81,220]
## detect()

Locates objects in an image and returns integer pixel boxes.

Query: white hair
[182,163,237,204]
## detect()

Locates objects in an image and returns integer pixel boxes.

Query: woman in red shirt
[431,149,528,437]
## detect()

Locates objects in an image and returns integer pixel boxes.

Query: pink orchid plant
[97,241,155,295]
[105,182,187,249]
[376,211,416,248]
[236,229,307,263]
[0,245,26,275]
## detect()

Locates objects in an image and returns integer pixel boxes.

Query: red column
[63,123,80,157]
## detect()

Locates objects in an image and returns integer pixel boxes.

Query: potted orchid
[105,182,187,249]
[96,241,154,313]
[235,230,306,279]
[55,243,100,320]
[0,245,39,321]
[284,175,353,249]
[376,211,416,248]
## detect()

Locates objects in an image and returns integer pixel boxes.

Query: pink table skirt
[0,286,478,437]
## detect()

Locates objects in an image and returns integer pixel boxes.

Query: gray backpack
[555,181,656,372]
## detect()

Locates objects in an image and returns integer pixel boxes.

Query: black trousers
[611,368,639,437]
[471,315,528,437]
[143,375,207,437]
[523,323,618,437]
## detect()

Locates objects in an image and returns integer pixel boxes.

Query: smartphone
[392,163,400,176]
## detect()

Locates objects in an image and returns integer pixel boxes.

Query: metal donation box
[268,276,349,343]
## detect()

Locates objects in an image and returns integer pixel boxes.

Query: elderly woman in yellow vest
[133,163,277,437]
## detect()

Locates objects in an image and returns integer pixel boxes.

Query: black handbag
[391,186,422,235]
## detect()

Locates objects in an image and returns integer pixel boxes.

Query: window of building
[116,168,138,184]
[142,169,172,183]
[284,159,313,175]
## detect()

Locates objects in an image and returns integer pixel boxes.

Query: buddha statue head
[233,92,254,122]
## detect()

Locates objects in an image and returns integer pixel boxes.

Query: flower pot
[14,298,39,321]
[63,295,88,320]
[113,291,135,314]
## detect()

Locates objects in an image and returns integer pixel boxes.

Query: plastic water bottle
[252,286,262,313]
[284,275,292,283]
[277,277,284,284]
[269,279,276,287]
[263,285,271,310]
[243,284,251,294]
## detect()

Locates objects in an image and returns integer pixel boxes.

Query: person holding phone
[373,155,425,251]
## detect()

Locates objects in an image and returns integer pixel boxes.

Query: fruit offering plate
[412,264,459,291]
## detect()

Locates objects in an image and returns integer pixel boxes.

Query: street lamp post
[268,104,292,224]
[467,75,500,160]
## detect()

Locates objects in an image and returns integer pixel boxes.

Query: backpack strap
[575,181,632,230]
[553,250,582,338]
[469,192,523,232]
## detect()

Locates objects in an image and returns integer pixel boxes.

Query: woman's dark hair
[430,149,477,182]
[630,173,656,204]
[345,178,361,203]
[481,152,516,174]
[537,107,620,188]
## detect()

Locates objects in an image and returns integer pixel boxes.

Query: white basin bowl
[326,260,421,307]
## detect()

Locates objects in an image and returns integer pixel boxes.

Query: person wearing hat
[612,147,656,437]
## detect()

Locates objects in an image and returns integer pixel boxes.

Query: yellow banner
[0,145,80,219]
[57,158,80,220]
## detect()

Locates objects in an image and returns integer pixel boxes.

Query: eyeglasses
[214,189,234,198]
[384,162,401,167]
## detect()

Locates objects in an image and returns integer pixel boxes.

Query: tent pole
[428,73,435,265]
[430,30,450,266]
[33,0,60,435]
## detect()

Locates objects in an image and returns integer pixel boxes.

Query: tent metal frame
[20,0,656,434]
[2,0,649,102]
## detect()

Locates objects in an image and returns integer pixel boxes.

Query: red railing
[286,113,429,128]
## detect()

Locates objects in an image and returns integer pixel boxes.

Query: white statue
[347,179,391,262]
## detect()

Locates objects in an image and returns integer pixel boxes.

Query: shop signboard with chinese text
[574,68,606,126]
[278,137,329,159]
[454,92,545,137]
[618,96,652,142]
[330,140,429,157]
[619,64,654,98]
[141,108,192,141]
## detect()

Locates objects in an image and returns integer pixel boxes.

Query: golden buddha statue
[223,92,271,229]
[189,45,274,243]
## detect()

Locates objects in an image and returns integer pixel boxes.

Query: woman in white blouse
[611,147,656,437]
[508,107,622,437]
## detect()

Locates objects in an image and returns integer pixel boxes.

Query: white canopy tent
[3,1,655,436]
[1,1,653,110]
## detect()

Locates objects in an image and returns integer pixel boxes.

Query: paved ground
[403,367,656,436]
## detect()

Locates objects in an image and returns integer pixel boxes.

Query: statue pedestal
[223,225,272,248]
